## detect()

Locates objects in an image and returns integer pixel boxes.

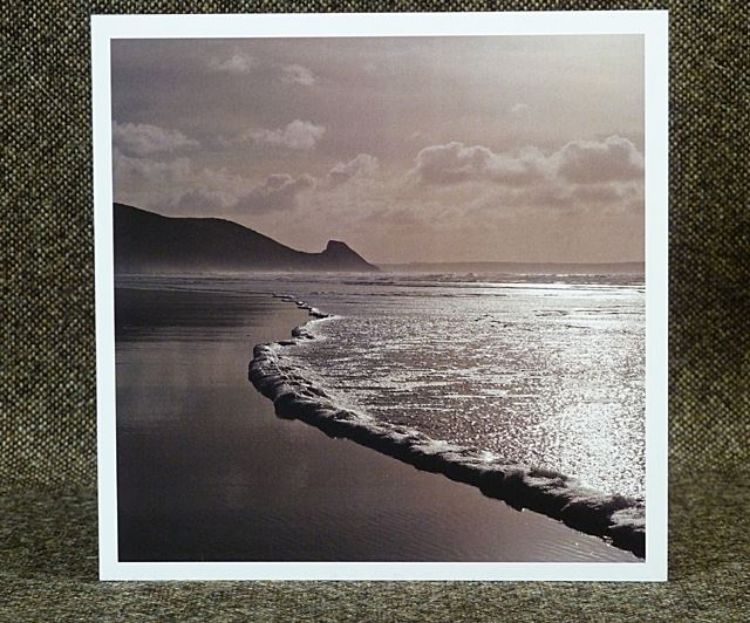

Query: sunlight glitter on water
[277,276,645,499]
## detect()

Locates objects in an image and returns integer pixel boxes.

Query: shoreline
[249,295,645,559]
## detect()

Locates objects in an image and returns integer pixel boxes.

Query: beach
[115,280,637,562]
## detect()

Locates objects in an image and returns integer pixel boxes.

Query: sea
[117,270,645,502]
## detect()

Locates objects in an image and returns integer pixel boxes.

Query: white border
[93,10,668,582]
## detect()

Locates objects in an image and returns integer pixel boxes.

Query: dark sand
[115,285,637,562]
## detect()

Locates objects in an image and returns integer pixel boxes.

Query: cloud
[113,122,198,157]
[281,64,316,86]
[113,150,193,185]
[208,55,316,86]
[114,142,314,217]
[327,154,380,186]
[413,142,548,186]
[174,173,315,216]
[208,53,257,74]
[246,120,326,150]
[413,136,643,188]
[173,188,238,213]
[410,136,644,214]
[232,173,315,213]
[555,135,644,183]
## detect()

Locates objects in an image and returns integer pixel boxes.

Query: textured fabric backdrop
[1,1,748,621]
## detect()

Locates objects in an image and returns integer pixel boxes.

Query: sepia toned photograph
[94,12,668,581]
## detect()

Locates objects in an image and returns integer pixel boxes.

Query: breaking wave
[248,295,645,558]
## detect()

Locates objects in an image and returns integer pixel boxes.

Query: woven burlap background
[2,1,748,621]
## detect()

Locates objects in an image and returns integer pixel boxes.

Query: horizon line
[114,202,645,268]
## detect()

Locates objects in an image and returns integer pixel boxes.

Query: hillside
[114,203,378,274]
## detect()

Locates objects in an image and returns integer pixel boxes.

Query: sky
[111,35,645,264]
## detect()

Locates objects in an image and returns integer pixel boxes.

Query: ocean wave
[249,295,645,558]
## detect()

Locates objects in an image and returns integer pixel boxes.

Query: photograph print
[94,12,668,581]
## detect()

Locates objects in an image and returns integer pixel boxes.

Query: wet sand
[115,284,637,562]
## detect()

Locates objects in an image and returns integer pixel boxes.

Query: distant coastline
[381,261,645,275]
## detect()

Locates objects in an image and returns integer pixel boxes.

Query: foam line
[250,295,645,558]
